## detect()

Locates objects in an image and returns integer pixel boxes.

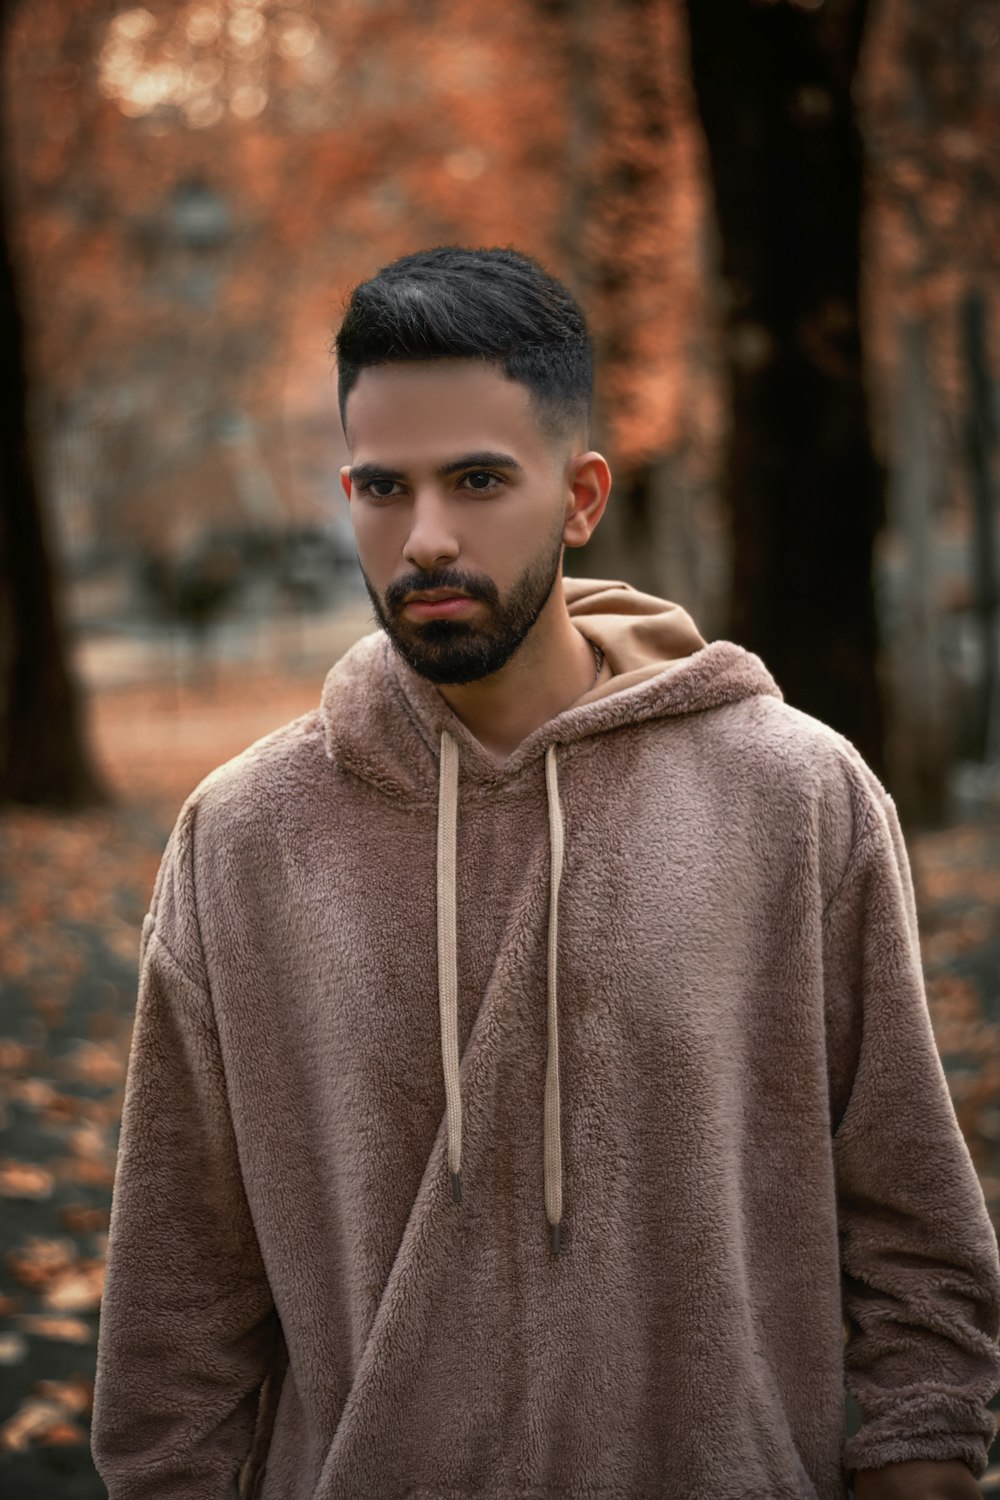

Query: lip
[403,595,479,620]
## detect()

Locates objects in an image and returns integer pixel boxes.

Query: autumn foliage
[1,0,1000,1473]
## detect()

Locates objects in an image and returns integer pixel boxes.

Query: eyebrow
[348,451,523,487]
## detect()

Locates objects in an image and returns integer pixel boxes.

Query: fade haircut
[334,246,593,443]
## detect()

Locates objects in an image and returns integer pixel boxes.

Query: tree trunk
[0,0,106,808]
[882,316,951,824]
[554,0,637,585]
[555,0,707,602]
[962,288,1000,765]
[685,0,885,774]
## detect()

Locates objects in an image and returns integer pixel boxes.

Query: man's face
[340,360,576,685]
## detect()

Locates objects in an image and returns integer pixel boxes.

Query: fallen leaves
[48,1155,116,1189]
[6,1235,78,1292]
[0,1040,32,1070]
[42,1261,105,1313]
[6,1076,57,1109]
[12,1313,93,1343]
[0,1376,93,1452]
[62,1038,127,1088]
[913,819,1000,1224]
[0,662,332,1461]
[0,1160,55,1199]
[0,1330,28,1366]
[58,1204,110,1235]
[6,1235,104,1310]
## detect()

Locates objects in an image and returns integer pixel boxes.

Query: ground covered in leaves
[0,664,322,1496]
[1,662,999,1495]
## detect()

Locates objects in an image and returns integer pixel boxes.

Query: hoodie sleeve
[92,799,280,1500]
[823,779,1000,1480]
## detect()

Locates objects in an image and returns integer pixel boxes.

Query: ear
[562,451,612,548]
[339,465,352,503]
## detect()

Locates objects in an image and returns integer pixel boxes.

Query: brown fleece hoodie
[92,578,1000,1500]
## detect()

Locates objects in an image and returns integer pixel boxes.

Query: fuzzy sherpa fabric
[91,578,1000,1500]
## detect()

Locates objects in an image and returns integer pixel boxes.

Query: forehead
[343,360,554,466]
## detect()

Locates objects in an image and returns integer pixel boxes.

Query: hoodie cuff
[843,1405,996,1480]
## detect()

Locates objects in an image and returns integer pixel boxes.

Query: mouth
[405,589,473,604]
[402,591,480,621]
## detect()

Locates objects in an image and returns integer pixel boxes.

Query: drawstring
[437,731,462,1205]
[543,744,564,1254]
[436,729,565,1254]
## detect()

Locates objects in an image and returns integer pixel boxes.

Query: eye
[359,478,402,500]
[461,470,503,493]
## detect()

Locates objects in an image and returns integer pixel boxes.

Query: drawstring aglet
[451,1170,462,1204]
[550,1221,561,1255]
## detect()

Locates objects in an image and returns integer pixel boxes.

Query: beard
[362,531,565,685]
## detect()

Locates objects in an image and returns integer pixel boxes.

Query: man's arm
[92,804,279,1500]
[823,778,1000,1491]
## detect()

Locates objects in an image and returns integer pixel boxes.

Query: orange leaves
[6,1235,105,1312]
[7,1236,78,1294]
[0,808,154,1017]
[58,1204,110,1235]
[0,1161,55,1199]
[0,798,150,1461]
[567,0,712,468]
[5,0,714,493]
[0,658,334,1465]
[7,1076,58,1110]
[61,1038,127,1088]
[41,1260,106,1313]
[913,819,1000,1225]
[0,1040,32,1071]
[0,1375,93,1452]
[88,663,323,817]
[49,1154,116,1190]
[13,1314,93,1343]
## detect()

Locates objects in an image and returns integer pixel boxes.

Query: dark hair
[333,245,592,441]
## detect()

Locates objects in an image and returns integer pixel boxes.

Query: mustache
[384,567,500,611]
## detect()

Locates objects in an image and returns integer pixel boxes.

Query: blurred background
[1,0,999,1492]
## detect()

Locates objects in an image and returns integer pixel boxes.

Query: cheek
[486,489,557,544]
[497,497,565,561]
[349,508,400,573]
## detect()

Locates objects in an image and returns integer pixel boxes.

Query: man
[92,246,1000,1500]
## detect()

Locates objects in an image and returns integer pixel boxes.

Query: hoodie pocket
[239,1325,290,1500]
[741,1340,823,1500]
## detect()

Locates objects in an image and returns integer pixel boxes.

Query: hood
[322,576,780,800]
[561,574,708,704]
[320,578,783,1255]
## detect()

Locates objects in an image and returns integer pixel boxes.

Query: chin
[390,630,513,686]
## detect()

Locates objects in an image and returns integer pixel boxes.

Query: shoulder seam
[147,795,211,993]
[144,923,211,999]
[821,786,883,923]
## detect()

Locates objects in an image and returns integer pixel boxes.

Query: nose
[402,489,460,572]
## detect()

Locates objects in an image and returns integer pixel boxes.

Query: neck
[434,582,602,760]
